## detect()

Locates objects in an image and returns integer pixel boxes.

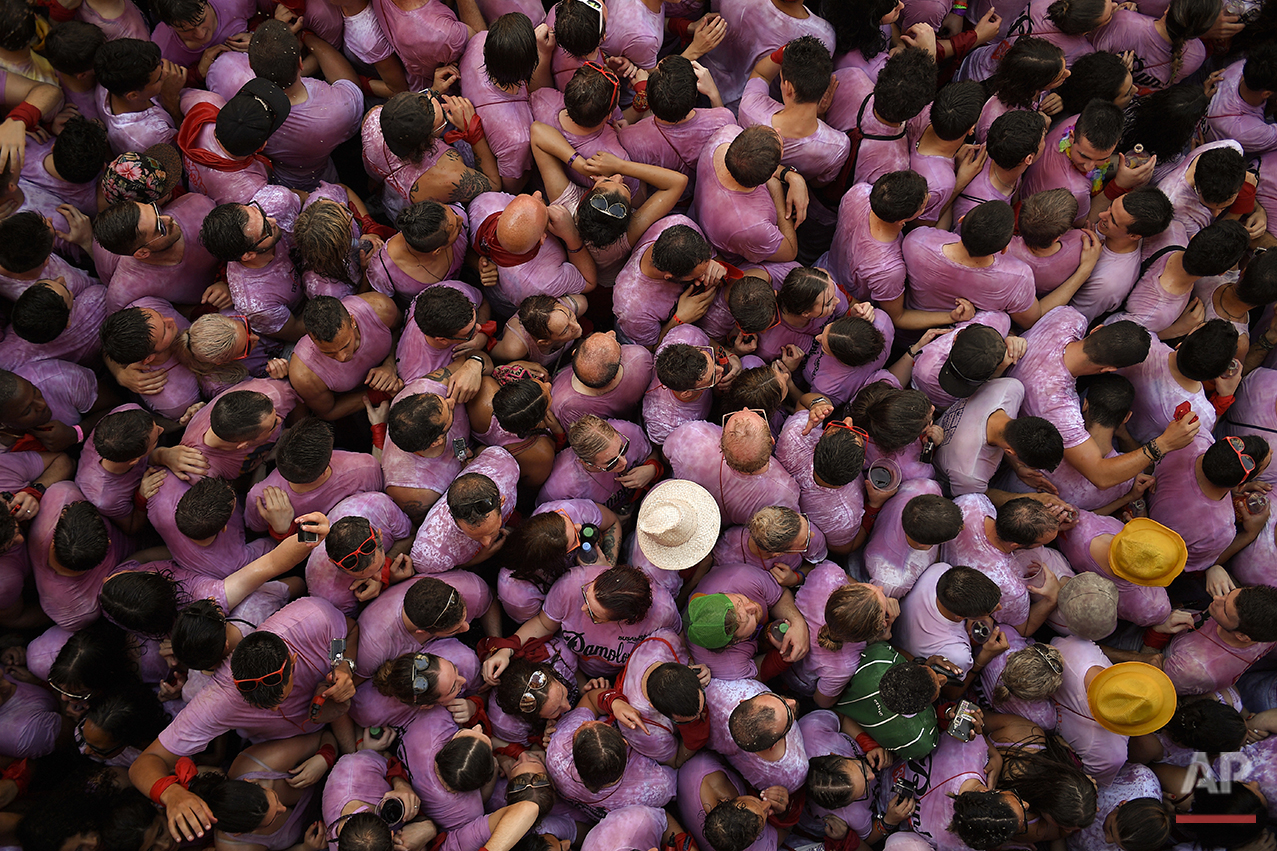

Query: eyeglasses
[411,653,433,696]
[693,346,720,390]
[50,680,92,701]
[509,773,552,794]
[780,514,812,554]
[555,509,580,552]
[230,315,253,360]
[582,435,629,472]
[445,312,479,342]
[248,201,275,251]
[519,669,549,714]
[721,408,769,429]
[848,757,873,801]
[1226,436,1257,481]
[578,0,604,35]
[234,652,294,692]
[152,202,167,238]
[763,692,795,737]
[426,588,458,632]
[582,579,604,624]
[335,527,378,572]
[823,420,869,444]
[75,718,124,757]
[589,194,627,219]
[584,61,618,109]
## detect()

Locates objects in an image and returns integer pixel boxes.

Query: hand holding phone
[298,522,319,543]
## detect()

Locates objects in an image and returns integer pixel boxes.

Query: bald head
[573,332,623,389]
[497,194,549,255]
[722,410,772,473]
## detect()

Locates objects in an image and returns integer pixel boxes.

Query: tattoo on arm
[449,168,492,204]
[601,525,620,564]
[425,366,454,382]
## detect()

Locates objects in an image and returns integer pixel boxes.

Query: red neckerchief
[177,102,272,173]
[472,212,542,268]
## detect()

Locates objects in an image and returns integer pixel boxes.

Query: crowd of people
[0,0,1274,848]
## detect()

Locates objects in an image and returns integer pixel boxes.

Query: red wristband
[854,733,880,753]
[385,754,409,782]
[596,687,623,716]
[1142,627,1173,650]
[1103,179,1131,201]
[19,485,45,503]
[493,741,527,759]
[381,555,393,587]
[134,488,149,510]
[5,102,41,131]
[150,775,181,804]
[270,520,300,541]
[371,422,387,450]
[316,743,337,769]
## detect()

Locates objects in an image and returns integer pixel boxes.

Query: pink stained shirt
[370,224,469,306]
[896,731,989,851]
[738,79,849,185]
[1068,763,1162,851]
[103,193,221,313]
[697,0,833,107]
[147,476,272,579]
[685,563,783,680]
[1157,141,1242,238]
[549,345,654,428]
[14,359,97,428]
[467,192,587,314]
[0,282,105,369]
[227,246,302,340]
[1162,617,1275,695]
[546,707,677,817]
[380,378,470,494]
[902,227,1037,317]
[774,410,864,548]
[614,628,689,763]
[537,419,651,510]
[1109,244,1190,336]
[361,106,457,221]
[1221,367,1277,486]
[353,572,491,677]
[863,478,946,598]
[935,377,1026,497]
[179,378,298,482]
[1207,61,1277,157]
[949,155,1016,229]
[911,144,961,223]
[0,674,61,759]
[1007,230,1087,296]
[158,597,347,754]
[975,631,1057,731]
[894,562,974,673]
[642,326,714,446]
[1147,445,1233,573]
[787,562,867,698]
[410,447,518,574]
[824,67,909,186]
[1021,118,1094,223]
[1050,635,1127,785]
[706,677,809,792]
[1008,306,1091,448]
[601,0,663,68]
[1055,509,1171,627]
[76,404,149,521]
[1119,339,1215,445]
[692,124,788,265]
[1070,239,1142,323]
[825,184,907,306]
[496,498,600,621]
[1091,10,1205,91]
[664,421,801,527]
[911,312,1011,408]
[373,0,470,91]
[347,637,479,731]
[400,708,486,831]
[617,108,738,187]
[20,136,98,218]
[393,281,481,382]
[122,297,202,422]
[802,308,894,405]
[304,493,413,617]
[77,0,149,39]
[581,806,667,851]
[246,452,384,533]
[178,91,270,205]
[676,752,779,851]
[797,711,873,838]
[941,494,1031,628]
[459,33,533,181]
[531,90,638,199]
[543,563,680,677]
[292,296,394,394]
[320,750,391,826]
[99,87,177,157]
[0,254,97,304]
[152,0,254,65]
[613,215,734,347]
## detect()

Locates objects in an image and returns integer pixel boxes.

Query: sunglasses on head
[509,774,552,794]
[721,408,769,429]
[411,653,434,696]
[426,588,458,631]
[1226,436,1257,481]
[234,653,293,692]
[823,420,869,443]
[589,194,627,219]
[519,669,549,714]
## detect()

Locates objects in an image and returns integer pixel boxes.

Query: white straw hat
[636,479,721,570]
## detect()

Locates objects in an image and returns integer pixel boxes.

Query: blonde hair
[568,414,616,461]
[992,644,1064,704]
[817,583,884,650]
[175,313,248,383]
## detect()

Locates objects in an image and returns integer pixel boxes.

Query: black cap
[215,78,291,158]
[937,324,1006,400]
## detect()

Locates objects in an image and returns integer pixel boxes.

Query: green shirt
[834,641,939,760]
